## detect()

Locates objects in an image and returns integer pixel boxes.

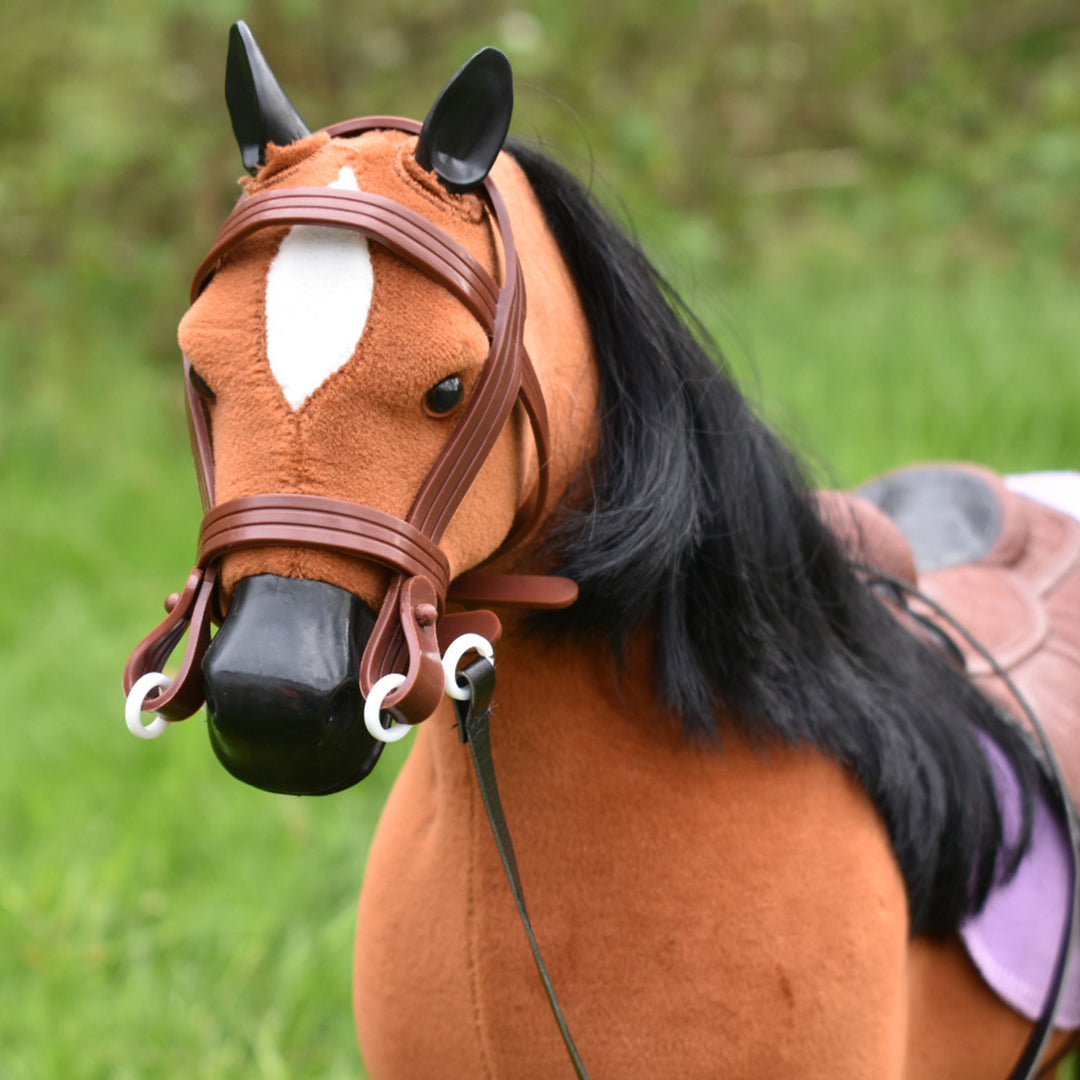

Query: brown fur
[179,132,1065,1078]
[177,131,596,605]
[356,628,1074,1078]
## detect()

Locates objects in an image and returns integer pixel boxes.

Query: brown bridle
[124,116,577,727]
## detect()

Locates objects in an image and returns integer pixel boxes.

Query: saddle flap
[815,489,918,587]
[916,566,1048,675]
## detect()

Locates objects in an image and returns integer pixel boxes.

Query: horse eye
[424,375,464,416]
[189,367,215,400]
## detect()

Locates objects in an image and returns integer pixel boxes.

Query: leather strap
[123,564,219,720]
[448,572,580,609]
[185,358,215,510]
[191,187,499,322]
[454,657,592,1080]
[199,494,451,592]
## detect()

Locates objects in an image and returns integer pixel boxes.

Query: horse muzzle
[202,573,384,795]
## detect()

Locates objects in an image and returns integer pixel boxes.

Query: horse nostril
[318,682,365,750]
[203,574,382,795]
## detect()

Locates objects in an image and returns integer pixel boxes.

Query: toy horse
[125,23,1080,1079]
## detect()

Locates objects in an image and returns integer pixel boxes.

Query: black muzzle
[203,574,382,795]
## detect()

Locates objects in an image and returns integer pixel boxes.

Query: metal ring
[125,672,174,740]
[442,634,495,700]
[363,673,413,743]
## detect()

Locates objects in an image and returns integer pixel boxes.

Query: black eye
[189,367,215,400]
[424,375,464,416]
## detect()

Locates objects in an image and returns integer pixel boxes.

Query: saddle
[819,463,1080,806]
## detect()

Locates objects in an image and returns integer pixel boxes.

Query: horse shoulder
[357,633,918,1078]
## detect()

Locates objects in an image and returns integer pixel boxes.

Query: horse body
[358,624,1066,1079]
[357,628,916,1077]
[127,28,1080,1078]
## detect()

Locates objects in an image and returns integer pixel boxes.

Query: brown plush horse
[125,24,1080,1079]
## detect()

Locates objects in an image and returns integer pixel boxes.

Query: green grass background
[3,1,1079,1076]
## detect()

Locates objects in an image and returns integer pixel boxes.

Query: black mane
[507,140,1041,939]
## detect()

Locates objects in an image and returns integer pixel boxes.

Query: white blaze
[265,166,374,409]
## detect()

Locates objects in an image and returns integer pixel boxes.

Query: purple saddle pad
[961,733,1077,1027]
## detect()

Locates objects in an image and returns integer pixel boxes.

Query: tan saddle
[820,463,1080,806]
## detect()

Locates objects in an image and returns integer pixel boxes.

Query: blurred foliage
[3,0,1079,378]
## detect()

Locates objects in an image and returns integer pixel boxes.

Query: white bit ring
[363,673,412,743]
[125,672,174,740]
[441,634,495,700]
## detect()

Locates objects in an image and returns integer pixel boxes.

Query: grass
[705,253,1080,484]
[2,246,1078,1076]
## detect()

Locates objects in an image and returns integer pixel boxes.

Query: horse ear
[226,21,311,175]
[415,48,513,192]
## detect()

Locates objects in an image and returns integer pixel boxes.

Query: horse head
[124,24,594,795]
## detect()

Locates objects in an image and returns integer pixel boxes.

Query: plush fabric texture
[355,630,1074,1079]
[180,131,1078,1077]
[355,629,911,1078]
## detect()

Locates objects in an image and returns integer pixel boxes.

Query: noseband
[124,116,577,728]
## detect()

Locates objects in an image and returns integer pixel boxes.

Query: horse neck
[417,621,683,803]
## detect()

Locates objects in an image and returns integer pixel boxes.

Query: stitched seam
[248,132,331,191]
[257,231,306,578]
[393,145,487,225]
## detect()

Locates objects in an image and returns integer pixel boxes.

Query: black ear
[225,21,311,175]
[415,48,513,192]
